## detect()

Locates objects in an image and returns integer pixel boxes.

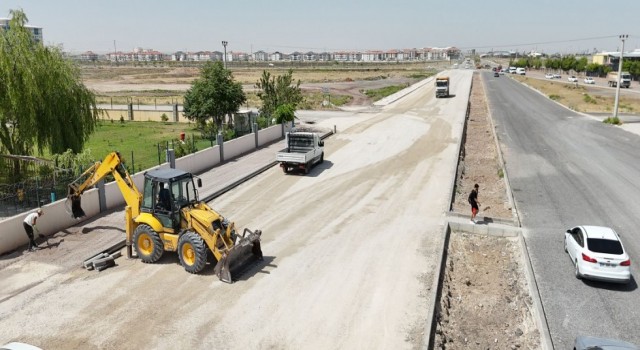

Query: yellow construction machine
[67,151,262,283]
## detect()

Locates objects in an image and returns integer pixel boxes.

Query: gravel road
[0,71,473,349]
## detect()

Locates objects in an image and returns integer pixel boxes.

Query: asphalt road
[484,72,640,348]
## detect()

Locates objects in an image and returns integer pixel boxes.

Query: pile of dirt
[434,232,540,349]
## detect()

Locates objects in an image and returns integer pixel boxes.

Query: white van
[516,67,526,75]
[508,67,517,74]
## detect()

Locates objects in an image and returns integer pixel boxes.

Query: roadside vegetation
[363,85,408,101]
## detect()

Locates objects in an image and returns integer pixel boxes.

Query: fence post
[128,103,134,121]
[97,179,106,213]
[217,132,224,162]
[253,122,258,148]
[166,149,176,169]
[173,104,179,122]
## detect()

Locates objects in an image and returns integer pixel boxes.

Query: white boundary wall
[0,124,287,254]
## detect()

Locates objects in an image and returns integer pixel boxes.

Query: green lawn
[363,85,409,101]
[83,120,213,173]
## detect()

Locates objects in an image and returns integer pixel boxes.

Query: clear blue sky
[2,0,640,55]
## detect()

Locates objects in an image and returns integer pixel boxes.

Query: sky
[2,0,640,55]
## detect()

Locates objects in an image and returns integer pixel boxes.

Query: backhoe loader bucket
[214,228,263,283]
[67,185,86,219]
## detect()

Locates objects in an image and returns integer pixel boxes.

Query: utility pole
[613,34,628,120]
[113,40,117,65]
[222,40,228,69]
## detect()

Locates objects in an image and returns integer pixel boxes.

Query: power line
[458,35,623,50]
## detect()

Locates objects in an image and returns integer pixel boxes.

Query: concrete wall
[0,123,286,255]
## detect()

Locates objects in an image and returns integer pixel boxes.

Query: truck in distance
[276,132,324,174]
[435,77,450,98]
[607,71,632,88]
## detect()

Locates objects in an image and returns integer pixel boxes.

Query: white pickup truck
[276,132,324,174]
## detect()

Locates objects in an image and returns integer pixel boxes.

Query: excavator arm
[67,152,142,219]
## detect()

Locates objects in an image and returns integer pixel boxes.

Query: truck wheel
[178,231,207,274]
[320,153,324,164]
[134,224,164,263]
[283,166,290,174]
[304,162,310,174]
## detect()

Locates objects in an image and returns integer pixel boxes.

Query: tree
[0,9,100,175]
[273,103,296,124]
[183,61,246,133]
[255,69,303,121]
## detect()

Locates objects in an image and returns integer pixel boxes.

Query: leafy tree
[575,57,588,73]
[255,69,303,121]
[0,9,100,175]
[183,61,246,133]
[273,103,297,124]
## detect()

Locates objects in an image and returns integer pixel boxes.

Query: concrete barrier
[0,123,287,255]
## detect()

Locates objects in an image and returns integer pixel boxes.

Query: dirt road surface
[0,70,473,349]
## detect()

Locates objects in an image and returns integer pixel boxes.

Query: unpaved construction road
[0,71,473,349]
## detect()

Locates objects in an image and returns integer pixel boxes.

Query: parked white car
[516,67,526,75]
[553,73,561,79]
[568,75,578,82]
[584,77,595,84]
[564,226,631,284]
[545,73,555,79]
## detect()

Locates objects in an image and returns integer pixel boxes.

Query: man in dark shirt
[468,183,480,224]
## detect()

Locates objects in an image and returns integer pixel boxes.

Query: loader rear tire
[134,224,164,263]
[319,152,324,164]
[178,231,207,274]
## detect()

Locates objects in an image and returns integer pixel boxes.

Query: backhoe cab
[67,152,263,283]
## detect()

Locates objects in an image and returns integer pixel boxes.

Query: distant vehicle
[508,67,517,74]
[574,336,639,350]
[553,73,561,79]
[545,73,555,79]
[516,68,526,75]
[493,71,500,77]
[568,75,578,82]
[564,226,631,284]
[453,63,459,69]
[499,69,505,75]
[584,77,595,84]
[435,76,450,98]
[607,71,632,88]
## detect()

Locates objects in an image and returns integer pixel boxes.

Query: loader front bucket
[214,229,263,283]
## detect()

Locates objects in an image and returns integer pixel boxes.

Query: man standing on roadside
[23,208,44,252]
[468,184,480,224]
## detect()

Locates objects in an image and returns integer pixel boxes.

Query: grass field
[512,75,640,114]
[82,120,213,173]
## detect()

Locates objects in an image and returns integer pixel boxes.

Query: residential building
[0,17,43,43]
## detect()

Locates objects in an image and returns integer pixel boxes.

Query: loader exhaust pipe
[214,228,263,283]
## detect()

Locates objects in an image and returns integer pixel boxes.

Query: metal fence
[0,172,76,219]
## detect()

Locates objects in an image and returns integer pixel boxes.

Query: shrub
[160,113,169,122]
[497,168,504,178]
[548,94,561,101]
[583,94,597,104]
[603,116,621,125]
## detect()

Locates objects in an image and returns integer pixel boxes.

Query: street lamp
[613,34,628,120]
[221,40,228,69]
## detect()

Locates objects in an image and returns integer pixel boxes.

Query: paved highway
[484,72,640,348]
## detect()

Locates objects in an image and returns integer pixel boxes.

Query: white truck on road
[607,71,632,88]
[276,132,324,174]
[435,77,450,98]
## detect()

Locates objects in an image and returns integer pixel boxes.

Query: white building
[0,18,43,43]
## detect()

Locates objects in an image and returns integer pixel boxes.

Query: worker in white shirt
[23,209,44,252]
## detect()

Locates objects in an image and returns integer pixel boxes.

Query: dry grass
[512,75,639,114]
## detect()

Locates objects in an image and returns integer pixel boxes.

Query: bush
[603,116,621,125]
[583,94,597,104]
[160,113,169,122]
[548,94,561,101]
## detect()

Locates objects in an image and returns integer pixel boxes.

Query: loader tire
[178,231,207,274]
[134,224,164,263]
[319,152,324,164]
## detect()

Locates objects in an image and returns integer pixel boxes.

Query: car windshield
[587,238,623,254]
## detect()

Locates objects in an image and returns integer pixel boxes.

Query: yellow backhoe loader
[67,151,262,283]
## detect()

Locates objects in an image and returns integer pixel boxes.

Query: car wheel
[575,260,582,279]
[564,238,568,253]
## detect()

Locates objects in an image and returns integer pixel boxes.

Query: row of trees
[1,9,304,180]
[509,55,640,78]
